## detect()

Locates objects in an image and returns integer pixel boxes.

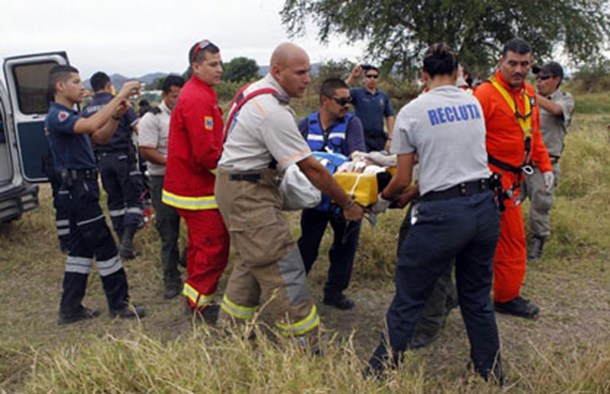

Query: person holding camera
[346,64,395,152]
[83,71,143,260]
[46,65,146,324]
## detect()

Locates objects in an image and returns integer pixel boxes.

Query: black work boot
[101,268,130,311]
[363,335,402,379]
[163,281,182,299]
[323,292,355,310]
[58,305,101,325]
[473,353,504,386]
[494,296,540,319]
[409,329,441,349]
[119,225,139,259]
[110,303,147,319]
[59,272,89,320]
[189,304,221,325]
[527,236,545,262]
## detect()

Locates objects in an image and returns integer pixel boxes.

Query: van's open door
[3,52,69,182]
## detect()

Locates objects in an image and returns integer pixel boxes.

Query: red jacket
[162,76,223,210]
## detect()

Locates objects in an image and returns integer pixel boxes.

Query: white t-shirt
[218,74,312,173]
[391,85,490,196]
[138,100,171,176]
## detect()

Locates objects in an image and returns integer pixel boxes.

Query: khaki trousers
[524,163,560,238]
[215,169,319,336]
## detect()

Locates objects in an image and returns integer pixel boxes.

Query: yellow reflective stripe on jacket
[183,283,215,307]
[221,294,259,320]
[489,78,532,139]
[162,189,218,210]
[276,305,320,336]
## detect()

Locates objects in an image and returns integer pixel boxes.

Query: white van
[0,52,69,223]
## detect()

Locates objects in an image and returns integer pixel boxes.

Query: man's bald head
[270,42,311,98]
[270,42,307,68]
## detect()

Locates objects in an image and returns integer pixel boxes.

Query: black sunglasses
[329,96,352,106]
[364,74,379,79]
[536,75,552,81]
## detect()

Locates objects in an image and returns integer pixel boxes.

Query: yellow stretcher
[334,167,396,206]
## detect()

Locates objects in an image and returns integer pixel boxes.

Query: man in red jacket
[162,39,229,319]
[474,38,553,318]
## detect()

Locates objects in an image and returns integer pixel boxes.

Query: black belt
[97,150,130,157]
[488,155,522,174]
[67,169,98,180]
[229,173,262,183]
[420,179,489,202]
[550,155,560,164]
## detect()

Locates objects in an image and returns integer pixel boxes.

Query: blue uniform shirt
[45,102,96,172]
[349,87,394,133]
[82,92,138,153]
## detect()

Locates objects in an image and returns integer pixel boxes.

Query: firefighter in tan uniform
[215,43,363,338]
[525,61,575,261]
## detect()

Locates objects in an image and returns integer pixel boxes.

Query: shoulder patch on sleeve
[204,116,214,130]
[58,111,69,122]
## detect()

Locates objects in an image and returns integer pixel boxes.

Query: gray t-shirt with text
[391,85,490,196]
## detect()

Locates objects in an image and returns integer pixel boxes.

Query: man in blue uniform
[346,64,395,152]
[366,43,502,383]
[46,65,145,324]
[297,78,366,310]
[83,72,143,259]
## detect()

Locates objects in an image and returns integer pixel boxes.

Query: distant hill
[84,72,169,90]
[84,64,321,90]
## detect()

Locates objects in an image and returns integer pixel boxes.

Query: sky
[0,0,367,78]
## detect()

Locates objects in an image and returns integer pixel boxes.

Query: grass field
[0,98,609,392]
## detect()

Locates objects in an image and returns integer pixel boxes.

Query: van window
[12,61,58,115]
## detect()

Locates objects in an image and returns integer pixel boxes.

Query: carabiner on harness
[521,165,534,175]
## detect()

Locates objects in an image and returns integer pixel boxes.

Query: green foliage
[316,59,355,82]
[281,0,610,75]
[223,57,260,83]
[215,80,242,104]
[571,58,610,94]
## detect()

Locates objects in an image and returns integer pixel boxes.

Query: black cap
[532,61,564,79]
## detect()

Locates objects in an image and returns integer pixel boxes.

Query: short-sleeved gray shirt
[138,100,171,176]
[218,74,312,173]
[539,89,574,158]
[391,85,490,196]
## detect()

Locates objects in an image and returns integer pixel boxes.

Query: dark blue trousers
[58,176,129,316]
[98,151,143,236]
[387,191,501,376]
[298,207,361,297]
[47,166,70,252]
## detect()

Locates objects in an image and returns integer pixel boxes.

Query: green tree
[223,57,260,83]
[281,0,610,75]
[316,59,355,81]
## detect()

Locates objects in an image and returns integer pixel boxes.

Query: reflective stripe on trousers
[276,304,320,336]
[183,282,215,308]
[221,294,259,320]
[162,189,218,210]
